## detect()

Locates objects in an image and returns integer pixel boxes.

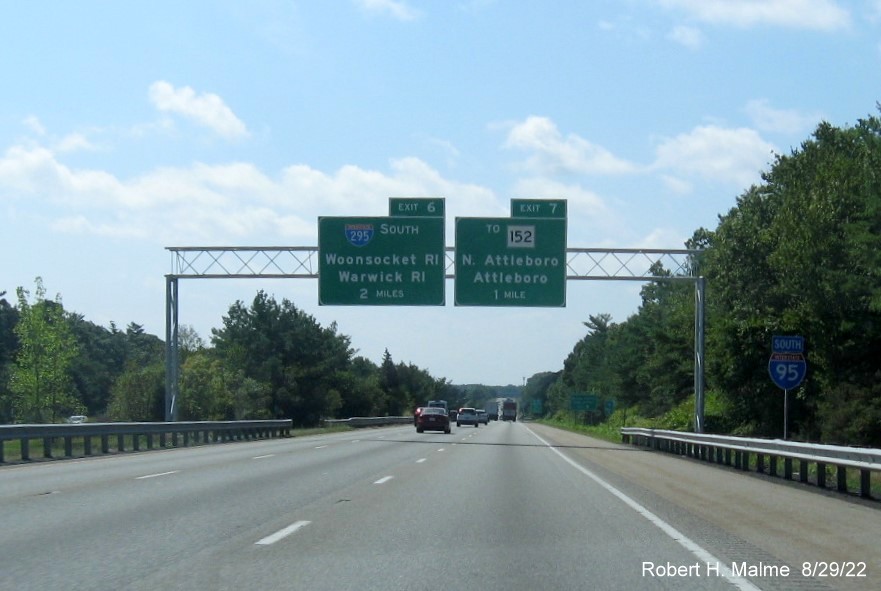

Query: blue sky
[2,0,880,386]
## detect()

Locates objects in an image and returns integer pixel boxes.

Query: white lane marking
[135,470,180,480]
[351,440,360,443]
[437,448,445,452]
[525,426,762,591]
[314,445,327,449]
[253,454,275,460]
[374,476,394,484]
[255,520,311,545]
[416,458,427,463]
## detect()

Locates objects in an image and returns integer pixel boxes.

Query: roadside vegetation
[522,109,881,448]
[2,109,881,448]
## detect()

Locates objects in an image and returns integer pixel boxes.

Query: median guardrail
[620,427,881,499]
[324,416,412,427]
[0,420,292,464]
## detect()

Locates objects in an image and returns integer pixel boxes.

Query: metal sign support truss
[165,246,706,431]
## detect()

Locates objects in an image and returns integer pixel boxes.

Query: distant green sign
[570,394,598,411]
[389,197,445,218]
[531,399,543,415]
[318,216,445,305]
[454,216,566,306]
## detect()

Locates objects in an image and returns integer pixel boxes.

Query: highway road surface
[1,421,877,590]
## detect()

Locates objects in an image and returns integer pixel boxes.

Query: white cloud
[657,0,851,30]
[354,0,420,21]
[50,215,149,238]
[667,25,704,48]
[22,116,46,136]
[504,116,638,175]
[423,135,461,165]
[148,81,249,139]
[660,174,693,194]
[652,125,777,187]
[744,99,823,134]
[637,227,691,250]
[54,133,96,153]
[0,140,499,245]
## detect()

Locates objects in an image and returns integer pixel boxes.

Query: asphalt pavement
[1,422,877,591]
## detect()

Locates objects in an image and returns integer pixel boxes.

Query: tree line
[2,109,880,446]
[0,284,462,427]
[520,108,881,447]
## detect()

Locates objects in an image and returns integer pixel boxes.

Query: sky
[2,0,880,386]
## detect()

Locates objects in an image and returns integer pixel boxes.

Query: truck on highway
[499,398,517,422]
[427,400,448,412]
[485,398,500,421]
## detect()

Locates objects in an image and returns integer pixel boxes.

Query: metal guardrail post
[837,466,847,493]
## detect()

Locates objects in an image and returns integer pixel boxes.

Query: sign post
[768,335,806,439]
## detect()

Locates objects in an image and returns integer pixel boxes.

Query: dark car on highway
[415,407,451,434]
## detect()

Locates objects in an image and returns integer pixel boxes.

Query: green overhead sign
[318,214,445,305]
[454,208,567,307]
[570,393,598,411]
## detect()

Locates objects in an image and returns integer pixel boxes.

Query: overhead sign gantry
[166,196,706,431]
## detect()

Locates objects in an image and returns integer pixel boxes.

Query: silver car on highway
[456,407,479,428]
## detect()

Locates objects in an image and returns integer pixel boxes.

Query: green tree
[211,291,355,426]
[703,111,881,442]
[8,278,82,423]
[378,349,398,414]
[519,371,559,418]
[106,362,165,421]
[67,315,127,418]
[336,356,384,418]
[0,293,19,422]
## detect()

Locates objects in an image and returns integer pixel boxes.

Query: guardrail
[324,416,412,427]
[620,427,881,499]
[0,420,292,464]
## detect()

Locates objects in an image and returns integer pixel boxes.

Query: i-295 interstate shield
[318,216,445,305]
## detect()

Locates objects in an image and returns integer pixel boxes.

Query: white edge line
[255,520,311,546]
[416,458,427,463]
[524,426,763,591]
[253,454,275,460]
[315,445,327,449]
[374,475,394,484]
[135,470,180,480]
